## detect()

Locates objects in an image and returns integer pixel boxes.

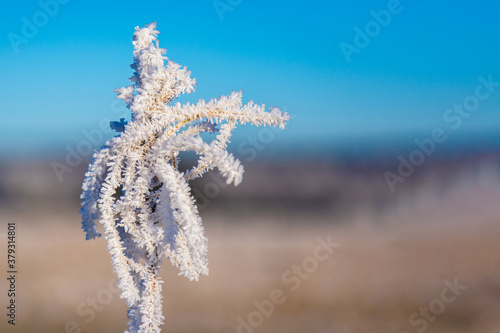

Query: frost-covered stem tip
[80,22,289,333]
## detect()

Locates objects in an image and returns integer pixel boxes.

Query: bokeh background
[1,1,500,332]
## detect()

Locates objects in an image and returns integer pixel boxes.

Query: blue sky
[1,0,499,157]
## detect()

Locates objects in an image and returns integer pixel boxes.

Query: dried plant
[79,22,289,333]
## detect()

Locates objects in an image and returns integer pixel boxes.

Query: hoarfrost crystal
[79,22,289,333]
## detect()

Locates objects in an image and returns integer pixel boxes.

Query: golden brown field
[2,209,500,332]
[1,158,500,333]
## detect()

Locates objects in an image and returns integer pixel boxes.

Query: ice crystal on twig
[80,22,289,333]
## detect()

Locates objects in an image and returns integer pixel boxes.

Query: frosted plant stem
[80,22,289,333]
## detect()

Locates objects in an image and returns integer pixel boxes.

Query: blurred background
[1,1,500,332]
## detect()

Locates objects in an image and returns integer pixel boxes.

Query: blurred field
[1,153,500,333]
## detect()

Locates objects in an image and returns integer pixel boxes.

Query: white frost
[80,21,289,333]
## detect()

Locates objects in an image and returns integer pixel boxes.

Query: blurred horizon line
[2,127,500,166]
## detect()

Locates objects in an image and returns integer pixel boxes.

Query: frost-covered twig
[79,22,289,333]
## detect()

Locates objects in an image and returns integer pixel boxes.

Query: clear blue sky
[1,0,499,157]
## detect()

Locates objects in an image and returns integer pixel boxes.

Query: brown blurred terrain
[1,151,500,333]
